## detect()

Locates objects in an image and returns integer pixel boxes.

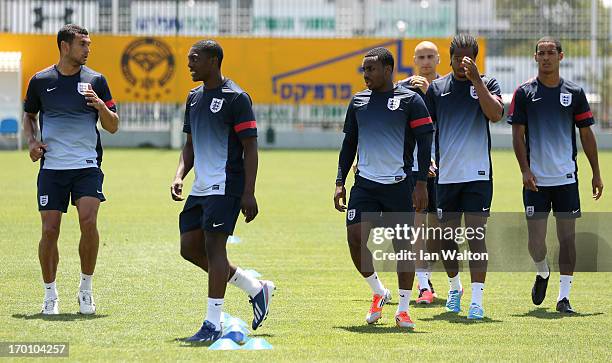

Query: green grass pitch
[0,149,611,361]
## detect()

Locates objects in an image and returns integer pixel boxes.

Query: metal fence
[1,0,610,131]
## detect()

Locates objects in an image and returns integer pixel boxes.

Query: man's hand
[522,169,538,192]
[170,177,184,201]
[334,185,347,212]
[241,193,258,223]
[461,57,481,83]
[83,86,105,111]
[428,159,437,178]
[592,174,604,200]
[413,180,428,212]
[28,139,47,162]
[410,75,430,94]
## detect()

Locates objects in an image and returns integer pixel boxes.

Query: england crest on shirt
[560,93,572,107]
[387,97,400,111]
[210,98,224,113]
[77,82,91,95]
[470,86,479,99]
[39,195,48,207]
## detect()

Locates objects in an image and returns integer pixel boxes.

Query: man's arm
[334,101,358,212]
[22,111,46,162]
[462,57,503,122]
[574,89,603,200]
[579,126,603,200]
[86,77,119,133]
[83,88,119,133]
[334,128,358,212]
[229,92,259,222]
[241,136,259,222]
[512,124,537,191]
[97,104,119,134]
[409,95,434,211]
[171,134,194,201]
[508,87,537,191]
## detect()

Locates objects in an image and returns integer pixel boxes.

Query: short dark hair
[192,39,224,68]
[535,37,562,53]
[365,47,394,71]
[57,24,89,50]
[450,34,479,58]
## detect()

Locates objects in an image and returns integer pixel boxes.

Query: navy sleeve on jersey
[407,95,434,135]
[23,76,41,114]
[94,75,117,113]
[231,92,257,139]
[507,87,527,125]
[337,99,358,185]
[486,77,503,105]
[407,95,434,181]
[573,89,594,128]
[424,86,437,123]
[183,93,192,134]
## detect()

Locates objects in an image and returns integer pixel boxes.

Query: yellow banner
[0,34,486,104]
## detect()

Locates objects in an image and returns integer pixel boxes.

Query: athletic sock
[44,281,58,300]
[558,275,573,302]
[535,259,550,279]
[365,272,385,295]
[449,274,462,292]
[416,270,430,291]
[229,267,262,298]
[471,282,485,306]
[79,273,93,291]
[397,289,412,312]
[206,298,224,331]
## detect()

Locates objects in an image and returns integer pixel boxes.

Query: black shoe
[531,275,549,305]
[556,298,576,314]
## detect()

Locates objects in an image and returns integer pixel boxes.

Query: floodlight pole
[112,0,119,34]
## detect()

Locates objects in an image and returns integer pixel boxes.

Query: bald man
[401,41,441,94]
[397,41,441,305]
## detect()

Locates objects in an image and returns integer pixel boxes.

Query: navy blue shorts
[346,175,414,226]
[37,168,105,213]
[436,180,492,221]
[411,173,437,213]
[523,182,581,219]
[179,195,241,235]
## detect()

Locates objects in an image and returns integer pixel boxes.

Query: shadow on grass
[512,308,604,320]
[410,298,448,308]
[175,339,214,348]
[351,299,398,306]
[171,333,275,346]
[251,333,274,338]
[351,299,448,308]
[419,311,503,324]
[334,325,428,334]
[12,313,108,321]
